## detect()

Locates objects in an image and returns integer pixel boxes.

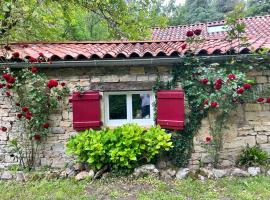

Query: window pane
[132,94,150,119]
[109,95,127,120]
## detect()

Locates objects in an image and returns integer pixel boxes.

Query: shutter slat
[157,90,185,130]
[71,91,102,130]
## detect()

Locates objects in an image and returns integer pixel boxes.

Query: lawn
[0,176,270,200]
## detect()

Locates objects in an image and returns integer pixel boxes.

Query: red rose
[31,67,38,73]
[39,53,44,57]
[206,136,211,142]
[33,134,41,141]
[57,96,62,101]
[22,107,29,112]
[200,78,209,84]
[211,101,218,107]
[194,29,202,36]
[7,76,16,84]
[5,91,10,97]
[43,123,49,129]
[25,112,32,120]
[237,87,245,94]
[17,113,23,119]
[61,82,66,87]
[4,45,11,51]
[204,99,209,105]
[12,52,20,58]
[215,79,223,85]
[15,103,20,106]
[257,98,264,103]
[215,84,222,90]
[0,84,3,89]
[2,73,11,80]
[243,83,251,90]
[266,98,270,103]
[47,80,58,89]
[6,84,12,89]
[28,56,37,63]
[186,30,194,37]
[228,74,236,80]
[181,43,187,50]
[1,127,7,132]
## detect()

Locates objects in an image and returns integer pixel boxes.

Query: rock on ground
[16,171,25,182]
[175,168,189,180]
[160,168,176,179]
[75,171,94,181]
[231,168,250,177]
[133,164,159,177]
[1,171,13,180]
[212,169,229,178]
[247,167,261,176]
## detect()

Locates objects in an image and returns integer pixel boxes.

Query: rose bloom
[181,43,187,50]
[243,83,251,90]
[5,91,10,97]
[257,97,265,103]
[227,74,236,80]
[17,113,23,119]
[204,99,209,105]
[43,123,49,129]
[237,87,245,94]
[215,83,222,90]
[25,112,32,120]
[211,101,218,107]
[31,67,38,73]
[7,76,16,84]
[206,136,212,143]
[22,107,29,112]
[61,82,66,87]
[200,78,209,84]
[2,73,11,80]
[12,52,20,58]
[39,53,44,57]
[186,30,194,37]
[1,127,7,132]
[194,29,202,36]
[28,56,37,63]
[47,80,58,88]
[33,134,41,141]
[266,98,270,103]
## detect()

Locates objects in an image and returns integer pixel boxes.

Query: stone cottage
[0,15,270,169]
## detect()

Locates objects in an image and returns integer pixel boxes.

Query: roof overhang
[3,54,270,69]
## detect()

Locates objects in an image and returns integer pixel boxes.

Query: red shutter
[70,91,102,130]
[157,90,184,130]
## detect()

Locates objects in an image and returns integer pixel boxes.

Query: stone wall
[189,70,270,168]
[1,66,270,169]
[0,65,171,169]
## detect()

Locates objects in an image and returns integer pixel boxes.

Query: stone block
[254,125,270,132]
[101,75,119,82]
[50,127,65,134]
[91,76,101,83]
[157,66,170,73]
[136,75,149,81]
[244,104,262,112]
[52,143,65,152]
[130,67,145,75]
[256,76,268,83]
[119,75,136,82]
[262,70,270,76]
[223,136,256,149]
[256,135,268,144]
[148,74,158,81]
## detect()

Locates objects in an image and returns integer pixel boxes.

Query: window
[207,25,227,33]
[104,91,154,126]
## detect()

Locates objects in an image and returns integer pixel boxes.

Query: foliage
[0,0,167,42]
[236,145,269,167]
[0,58,69,170]
[246,0,270,16]
[66,124,173,171]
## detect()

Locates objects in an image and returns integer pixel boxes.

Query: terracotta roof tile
[1,15,270,61]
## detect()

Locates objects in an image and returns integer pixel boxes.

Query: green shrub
[236,145,268,167]
[66,124,173,170]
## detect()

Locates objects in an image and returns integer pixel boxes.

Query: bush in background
[236,145,268,168]
[66,124,173,171]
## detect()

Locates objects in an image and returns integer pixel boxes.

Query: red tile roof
[2,15,270,61]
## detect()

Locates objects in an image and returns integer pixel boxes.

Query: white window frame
[104,91,155,127]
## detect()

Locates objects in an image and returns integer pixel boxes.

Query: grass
[0,176,270,200]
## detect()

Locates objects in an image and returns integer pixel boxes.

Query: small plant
[66,124,173,171]
[236,145,268,167]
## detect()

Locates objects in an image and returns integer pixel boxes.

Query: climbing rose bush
[0,55,69,169]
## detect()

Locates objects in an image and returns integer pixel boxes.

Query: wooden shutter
[157,90,184,130]
[70,91,102,130]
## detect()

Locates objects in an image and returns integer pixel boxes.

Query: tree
[0,0,167,42]
[246,0,270,16]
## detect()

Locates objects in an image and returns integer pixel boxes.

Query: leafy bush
[66,124,173,170]
[236,145,268,167]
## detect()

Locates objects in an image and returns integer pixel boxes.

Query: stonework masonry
[0,66,270,169]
